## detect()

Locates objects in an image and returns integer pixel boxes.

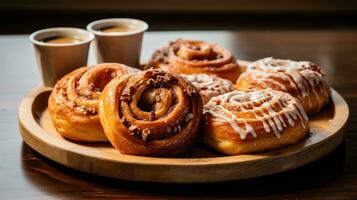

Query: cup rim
[29,27,95,47]
[86,18,149,37]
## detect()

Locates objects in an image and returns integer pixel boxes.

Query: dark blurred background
[1,0,357,33]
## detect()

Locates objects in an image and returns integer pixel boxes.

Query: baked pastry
[183,74,235,104]
[99,69,203,156]
[147,39,241,82]
[202,89,309,155]
[236,57,331,114]
[48,63,139,142]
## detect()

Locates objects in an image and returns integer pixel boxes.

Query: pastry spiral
[202,89,309,155]
[183,74,235,104]
[147,39,241,82]
[99,69,203,156]
[236,57,331,114]
[48,63,139,142]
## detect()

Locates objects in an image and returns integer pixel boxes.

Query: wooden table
[1,31,357,199]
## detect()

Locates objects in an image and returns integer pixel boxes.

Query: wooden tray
[18,83,349,183]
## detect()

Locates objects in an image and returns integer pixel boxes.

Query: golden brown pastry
[202,89,309,155]
[48,63,139,142]
[99,69,203,156]
[183,74,235,104]
[236,57,331,114]
[147,39,241,82]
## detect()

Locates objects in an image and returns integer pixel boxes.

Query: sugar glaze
[204,90,308,140]
[246,57,330,110]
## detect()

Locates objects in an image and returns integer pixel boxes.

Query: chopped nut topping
[121,117,131,127]
[129,125,139,132]
[166,127,172,133]
[147,78,155,86]
[142,128,151,134]
[141,128,151,141]
[86,107,97,114]
[152,69,166,76]
[173,126,178,133]
[144,70,154,77]
[185,113,194,123]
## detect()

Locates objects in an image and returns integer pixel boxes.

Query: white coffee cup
[30,27,94,87]
[87,18,148,69]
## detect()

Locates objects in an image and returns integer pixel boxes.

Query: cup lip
[86,18,149,37]
[29,27,95,47]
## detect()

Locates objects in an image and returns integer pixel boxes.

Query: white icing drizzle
[204,90,308,140]
[245,57,330,110]
[183,74,234,102]
[205,104,257,139]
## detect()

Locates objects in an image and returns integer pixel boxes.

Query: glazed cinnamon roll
[99,69,203,156]
[236,57,331,114]
[183,74,235,104]
[48,63,139,142]
[147,39,241,82]
[202,89,309,155]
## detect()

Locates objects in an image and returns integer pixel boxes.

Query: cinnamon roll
[202,89,309,155]
[183,74,235,104]
[99,69,203,156]
[48,63,139,142]
[236,57,331,114]
[147,39,241,82]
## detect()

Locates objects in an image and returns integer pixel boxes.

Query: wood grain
[2,31,357,198]
[17,84,348,183]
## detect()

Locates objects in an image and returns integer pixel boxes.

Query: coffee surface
[43,36,82,44]
[100,25,135,33]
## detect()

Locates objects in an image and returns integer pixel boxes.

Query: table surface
[1,31,357,199]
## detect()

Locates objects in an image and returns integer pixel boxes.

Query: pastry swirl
[236,57,331,114]
[48,63,139,142]
[202,89,309,155]
[183,74,235,104]
[147,39,241,82]
[99,69,203,156]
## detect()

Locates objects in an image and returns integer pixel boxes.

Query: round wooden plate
[18,63,349,183]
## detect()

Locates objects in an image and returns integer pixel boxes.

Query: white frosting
[183,74,234,102]
[204,90,308,140]
[246,57,330,110]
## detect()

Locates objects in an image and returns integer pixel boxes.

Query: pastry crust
[183,74,235,104]
[99,69,203,156]
[147,39,241,82]
[48,63,139,142]
[236,57,331,114]
[202,89,309,155]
